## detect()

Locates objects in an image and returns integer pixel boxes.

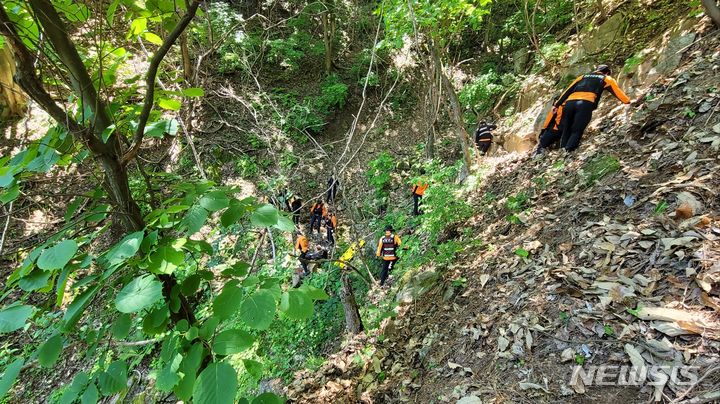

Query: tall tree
[380,0,492,169]
[0,0,202,231]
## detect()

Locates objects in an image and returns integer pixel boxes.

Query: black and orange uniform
[376,233,402,286]
[309,202,327,233]
[295,235,310,275]
[411,182,429,216]
[325,213,337,245]
[474,122,497,155]
[536,103,565,153]
[290,197,302,225]
[554,69,630,151]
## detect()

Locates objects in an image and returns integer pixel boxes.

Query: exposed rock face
[620,19,698,90]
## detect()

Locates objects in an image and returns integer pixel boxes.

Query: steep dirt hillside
[285,13,720,404]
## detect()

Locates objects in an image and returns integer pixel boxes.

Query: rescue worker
[295,232,310,275]
[325,211,337,245]
[535,103,564,155]
[553,65,630,151]
[326,175,340,203]
[411,181,428,216]
[474,121,497,155]
[309,200,327,234]
[376,225,402,286]
[289,196,302,225]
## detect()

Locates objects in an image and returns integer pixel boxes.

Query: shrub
[366,152,394,198]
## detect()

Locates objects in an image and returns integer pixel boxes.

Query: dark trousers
[327,227,335,245]
[380,259,396,286]
[412,193,422,216]
[559,100,594,152]
[326,188,336,203]
[477,141,491,155]
[292,212,300,225]
[299,252,309,275]
[536,128,561,153]
[309,214,322,232]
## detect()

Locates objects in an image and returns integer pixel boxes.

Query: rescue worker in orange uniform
[376,225,402,286]
[308,200,327,234]
[411,181,428,216]
[295,232,310,275]
[325,211,338,245]
[535,103,564,154]
[553,65,630,151]
[474,121,497,155]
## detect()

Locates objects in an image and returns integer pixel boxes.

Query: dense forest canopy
[0,0,717,403]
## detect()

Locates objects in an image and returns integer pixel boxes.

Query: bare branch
[122,0,203,166]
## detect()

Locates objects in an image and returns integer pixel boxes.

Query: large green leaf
[239,290,276,330]
[273,216,295,232]
[212,329,254,355]
[252,392,284,404]
[299,285,330,301]
[37,240,78,271]
[243,359,263,379]
[156,353,183,392]
[97,361,127,395]
[80,383,98,404]
[111,313,132,339]
[147,246,184,275]
[57,372,89,404]
[183,204,209,235]
[115,275,163,313]
[213,283,243,321]
[192,362,237,404]
[280,290,313,320]
[250,204,279,227]
[37,334,63,368]
[182,87,205,97]
[62,285,100,330]
[98,231,144,271]
[144,119,179,138]
[0,305,34,334]
[18,269,53,291]
[158,98,182,111]
[0,359,24,400]
[199,191,230,212]
[174,342,204,401]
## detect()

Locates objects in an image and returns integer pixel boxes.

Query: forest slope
[287,10,720,404]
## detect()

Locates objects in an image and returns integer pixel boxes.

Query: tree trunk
[27,0,144,231]
[180,33,193,82]
[703,0,720,26]
[430,43,473,169]
[0,40,26,118]
[340,272,363,334]
[320,6,336,74]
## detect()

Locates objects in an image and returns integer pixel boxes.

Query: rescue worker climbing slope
[474,121,497,155]
[309,201,327,234]
[290,196,302,225]
[376,225,402,286]
[553,64,630,151]
[295,232,310,275]
[411,181,428,216]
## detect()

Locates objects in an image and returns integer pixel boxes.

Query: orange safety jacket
[327,214,337,229]
[295,235,309,253]
[542,104,564,131]
[412,183,429,196]
[376,234,402,260]
[309,202,327,217]
[555,72,630,109]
